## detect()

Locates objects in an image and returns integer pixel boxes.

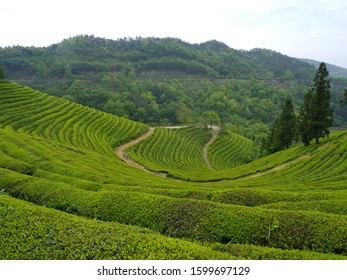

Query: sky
[1,0,347,68]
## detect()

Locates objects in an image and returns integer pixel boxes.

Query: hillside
[298,58,347,79]
[1,81,347,260]
[0,35,316,80]
[2,35,347,129]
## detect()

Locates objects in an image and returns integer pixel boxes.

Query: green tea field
[1,80,347,260]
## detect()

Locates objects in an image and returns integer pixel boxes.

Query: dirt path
[114,126,188,178]
[115,125,333,181]
[114,127,158,175]
[243,139,341,180]
[115,125,221,176]
[202,125,221,170]
[242,154,311,180]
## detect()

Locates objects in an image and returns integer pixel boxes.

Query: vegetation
[298,58,347,79]
[126,126,211,178]
[0,66,5,79]
[264,99,297,154]
[298,63,333,145]
[1,38,347,260]
[208,129,257,169]
[1,35,347,132]
[202,110,221,129]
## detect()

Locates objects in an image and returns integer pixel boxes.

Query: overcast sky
[1,0,346,68]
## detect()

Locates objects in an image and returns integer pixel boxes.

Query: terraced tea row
[1,81,347,260]
[0,193,235,260]
[126,126,212,179]
[243,131,347,189]
[208,129,257,170]
[2,166,347,257]
[0,81,148,155]
[3,192,344,260]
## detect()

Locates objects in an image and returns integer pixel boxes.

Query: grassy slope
[1,81,347,259]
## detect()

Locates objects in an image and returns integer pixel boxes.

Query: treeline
[59,75,304,139]
[1,35,347,137]
[263,63,336,154]
[0,35,317,79]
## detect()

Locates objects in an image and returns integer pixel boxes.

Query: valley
[1,80,346,260]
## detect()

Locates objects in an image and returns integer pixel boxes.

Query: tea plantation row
[0,81,346,259]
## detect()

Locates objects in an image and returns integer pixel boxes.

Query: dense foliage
[298,63,334,145]
[264,99,297,154]
[0,66,5,79]
[2,35,347,133]
[1,47,347,260]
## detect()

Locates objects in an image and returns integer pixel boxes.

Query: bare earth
[114,126,189,178]
[202,125,221,170]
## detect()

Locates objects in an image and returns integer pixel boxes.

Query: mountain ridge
[297,58,347,78]
[1,35,346,128]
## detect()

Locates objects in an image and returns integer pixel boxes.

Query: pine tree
[298,62,333,145]
[278,99,296,149]
[265,99,296,153]
[0,66,5,80]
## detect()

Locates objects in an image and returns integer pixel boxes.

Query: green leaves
[298,62,333,145]
[1,82,347,260]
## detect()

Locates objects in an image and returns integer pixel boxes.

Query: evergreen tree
[0,66,5,79]
[265,99,296,153]
[343,89,347,105]
[298,62,333,145]
[265,117,281,153]
[278,99,297,149]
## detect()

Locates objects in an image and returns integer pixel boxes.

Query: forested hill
[0,35,346,130]
[0,35,315,80]
[298,58,347,79]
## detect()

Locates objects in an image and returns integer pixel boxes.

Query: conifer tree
[265,99,296,153]
[298,62,333,145]
[0,66,5,80]
[278,99,296,149]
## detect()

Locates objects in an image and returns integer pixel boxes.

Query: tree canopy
[0,66,5,79]
[298,62,333,145]
[264,99,296,154]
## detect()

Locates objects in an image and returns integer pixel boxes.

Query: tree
[0,66,5,79]
[343,89,347,105]
[202,110,221,129]
[265,99,296,153]
[298,62,333,145]
[277,99,297,149]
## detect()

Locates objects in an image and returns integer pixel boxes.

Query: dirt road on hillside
[114,126,190,178]
[203,125,221,170]
[114,125,338,181]
[114,127,156,173]
[114,125,219,177]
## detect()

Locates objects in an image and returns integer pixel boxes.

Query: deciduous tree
[202,110,221,129]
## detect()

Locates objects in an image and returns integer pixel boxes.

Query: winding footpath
[114,125,219,177]
[114,126,189,178]
[114,127,156,174]
[115,125,325,181]
[202,125,221,170]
